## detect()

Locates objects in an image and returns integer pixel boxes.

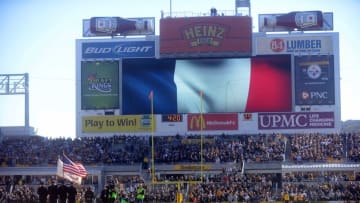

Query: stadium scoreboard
[76,14,340,137]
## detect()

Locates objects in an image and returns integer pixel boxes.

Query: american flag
[61,154,87,178]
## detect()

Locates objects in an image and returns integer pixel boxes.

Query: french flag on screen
[122,55,292,114]
[174,56,292,113]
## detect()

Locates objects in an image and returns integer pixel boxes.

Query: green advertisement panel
[81,61,119,109]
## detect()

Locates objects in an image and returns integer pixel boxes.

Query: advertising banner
[160,16,252,57]
[173,164,211,171]
[294,55,335,105]
[81,61,119,109]
[258,112,334,130]
[187,113,238,131]
[83,17,155,37]
[255,35,333,55]
[82,115,154,133]
[258,12,333,32]
[81,40,155,59]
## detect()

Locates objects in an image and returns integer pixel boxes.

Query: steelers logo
[307,64,321,79]
[302,91,310,100]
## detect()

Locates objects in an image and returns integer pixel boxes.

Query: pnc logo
[270,38,285,52]
[189,115,206,130]
[301,91,329,100]
[301,91,310,100]
[182,23,227,47]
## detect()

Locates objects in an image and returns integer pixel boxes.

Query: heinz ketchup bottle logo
[270,38,285,52]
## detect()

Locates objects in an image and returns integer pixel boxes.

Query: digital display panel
[294,55,335,105]
[81,61,119,109]
[122,55,291,114]
[162,114,183,122]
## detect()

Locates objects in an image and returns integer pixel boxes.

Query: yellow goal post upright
[149,90,205,193]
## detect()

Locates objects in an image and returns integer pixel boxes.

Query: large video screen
[122,55,291,114]
[81,61,119,109]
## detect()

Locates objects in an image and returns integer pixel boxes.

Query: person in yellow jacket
[136,184,145,203]
[176,190,183,203]
[283,191,290,203]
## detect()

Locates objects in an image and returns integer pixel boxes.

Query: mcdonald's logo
[187,113,239,131]
[189,114,206,130]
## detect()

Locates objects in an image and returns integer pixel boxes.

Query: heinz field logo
[182,23,228,47]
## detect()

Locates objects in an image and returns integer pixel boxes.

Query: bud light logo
[270,38,285,52]
[82,41,155,59]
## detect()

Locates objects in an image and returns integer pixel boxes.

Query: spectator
[84,186,95,203]
[136,184,145,203]
[67,182,77,203]
[48,180,58,203]
[37,181,48,203]
[100,185,109,203]
[57,181,68,203]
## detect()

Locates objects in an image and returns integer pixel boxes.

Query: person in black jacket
[100,185,109,203]
[37,181,48,203]
[67,182,77,203]
[48,180,58,203]
[58,181,68,203]
[84,186,95,203]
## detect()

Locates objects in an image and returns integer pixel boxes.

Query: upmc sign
[187,113,238,131]
[258,112,334,130]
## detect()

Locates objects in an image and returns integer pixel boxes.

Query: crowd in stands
[2,170,360,202]
[289,133,345,163]
[2,132,359,167]
[281,171,360,201]
[0,133,360,202]
[347,132,360,162]
[0,135,150,166]
[153,133,285,164]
